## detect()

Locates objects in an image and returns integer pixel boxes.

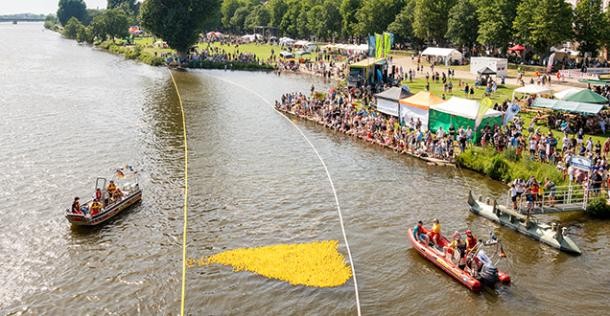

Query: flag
[475,98,494,129]
[368,35,375,57]
[503,103,520,126]
[375,33,383,58]
[383,32,393,56]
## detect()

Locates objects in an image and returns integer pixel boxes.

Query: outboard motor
[476,251,499,287]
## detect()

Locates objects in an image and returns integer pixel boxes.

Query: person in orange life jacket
[465,230,477,252]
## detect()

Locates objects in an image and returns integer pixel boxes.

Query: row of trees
[216,0,610,58]
[55,0,138,43]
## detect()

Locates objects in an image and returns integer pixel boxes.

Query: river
[1,23,608,315]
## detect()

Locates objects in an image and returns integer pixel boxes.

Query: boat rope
[168,69,190,316]
[206,73,362,316]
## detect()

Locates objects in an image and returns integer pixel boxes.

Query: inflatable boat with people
[408,225,511,292]
[65,166,142,226]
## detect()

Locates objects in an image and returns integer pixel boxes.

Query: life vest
[432,223,441,234]
[95,190,102,200]
[466,236,477,250]
[107,182,117,192]
[91,202,102,215]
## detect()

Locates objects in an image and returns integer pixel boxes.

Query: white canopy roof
[430,97,502,119]
[421,47,462,58]
[514,84,553,95]
[554,87,585,100]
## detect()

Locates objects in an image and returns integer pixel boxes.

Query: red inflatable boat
[408,228,510,292]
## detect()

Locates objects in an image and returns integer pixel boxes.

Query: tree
[279,2,301,37]
[573,0,605,57]
[230,6,250,33]
[308,0,342,41]
[476,0,520,51]
[268,0,288,28]
[57,0,87,25]
[354,0,403,37]
[77,25,94,43]
[63,16,83,39]
[44,14,59,30]
[340,0,361,39]
[91,8,130,42]
[412,0,456,44]
[108,0,137,11]
[513,0,573,56]
[221,0,240,29]
[245,5,271,31]
[387,0,414,43]
[141,0,221,55]
[445,0,478,48]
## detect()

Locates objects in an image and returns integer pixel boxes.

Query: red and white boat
[408,227,510,292]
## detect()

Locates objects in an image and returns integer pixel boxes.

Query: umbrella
[563,89,608,104]
[508,44,525,52]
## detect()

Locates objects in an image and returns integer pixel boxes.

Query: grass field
[402,77,516,103]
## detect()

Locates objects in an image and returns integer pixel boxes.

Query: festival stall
[374,86,412,118]
[512,84,553,100]
[420,48,463,66]
[428,97,503,140]
[399,91,444,130]
[532,98,604,115]
[563,89,608,104]
[470,57,508,77]
[554,87,585,100]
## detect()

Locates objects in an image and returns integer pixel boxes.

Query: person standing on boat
[465,230,477,252]
[95,188,102,202]
[428,219,442,246]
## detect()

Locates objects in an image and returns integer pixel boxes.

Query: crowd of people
[275,88,460,162]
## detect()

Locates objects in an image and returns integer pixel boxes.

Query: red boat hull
[408,228,510,292]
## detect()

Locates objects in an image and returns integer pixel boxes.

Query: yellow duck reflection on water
[187,240,352,288]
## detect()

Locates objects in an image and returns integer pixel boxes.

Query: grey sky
[0,0,108,15]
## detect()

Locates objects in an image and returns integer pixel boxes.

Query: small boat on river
[408,226,510,292]
[65,168,142,226]
[467,191,581,255]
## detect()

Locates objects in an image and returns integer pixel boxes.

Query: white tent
[279,37,295,46]
[374,87,412,118]
[554,87,585,100]
[512,84,553,100]
[470,57,508,77]
[430,97,502,120]
[421,47,463,66]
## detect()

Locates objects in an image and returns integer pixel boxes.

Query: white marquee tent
[512,84,553,100]
[421,48,463,66]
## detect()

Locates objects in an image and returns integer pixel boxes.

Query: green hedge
[587,197,610,219]
[456,146,564,184]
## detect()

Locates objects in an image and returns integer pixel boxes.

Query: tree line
[49,0,139,43]
[51,0,610,60]
[217,0,610,58]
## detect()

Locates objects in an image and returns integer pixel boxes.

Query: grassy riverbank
[456,146,565,184]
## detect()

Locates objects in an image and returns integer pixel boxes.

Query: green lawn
[402,77,516,103]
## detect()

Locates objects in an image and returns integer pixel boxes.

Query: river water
[1,23,608,315]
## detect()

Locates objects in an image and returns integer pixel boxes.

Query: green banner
[383,32,391,56]
[375,33,383,58]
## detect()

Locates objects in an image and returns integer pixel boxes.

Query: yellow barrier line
[169,69,189,316]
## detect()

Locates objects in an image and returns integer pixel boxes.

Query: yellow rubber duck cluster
[188,240,352,288]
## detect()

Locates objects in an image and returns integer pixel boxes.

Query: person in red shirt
[465,230,477,252]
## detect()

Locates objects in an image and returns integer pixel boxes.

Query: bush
[587,197,610,219]
[138,52,164,66]
[486,156,510,181]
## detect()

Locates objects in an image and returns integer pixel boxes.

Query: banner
[375,33,383,58]
[475,98,493,128]
[383,32,393,56]
[368,35,375,57]
[503,103,520,125]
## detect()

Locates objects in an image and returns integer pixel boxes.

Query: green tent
[428,97,503,141]
[563,89,608,104]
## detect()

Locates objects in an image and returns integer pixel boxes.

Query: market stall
[399,91,443,130]
[428,97,503,140]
